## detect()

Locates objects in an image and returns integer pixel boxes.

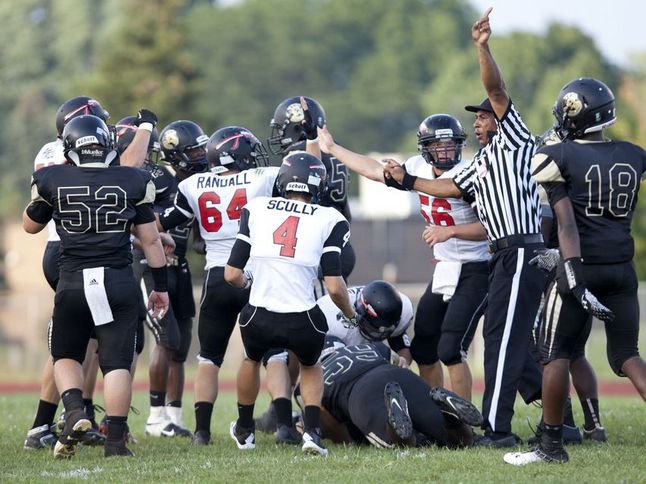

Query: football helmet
[159,120,209,174]
[553,78,616,140]
[417,114,466,170]
[319,335,346,362]
[276,151,327,203]
[206,126,268,173]
[56,96,110,137]
[62,115,117,166]
[355,281,402,341]
[267,96,326,155]
[114,116,161,163]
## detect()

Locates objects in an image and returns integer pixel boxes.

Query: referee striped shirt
[453,101,541,241]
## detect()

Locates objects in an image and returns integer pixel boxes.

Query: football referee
[384,7,545,446]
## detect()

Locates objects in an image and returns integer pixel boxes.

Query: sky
[469,0,646,68]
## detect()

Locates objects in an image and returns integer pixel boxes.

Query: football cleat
[583,425,608,442]
[384,381,413,441]
[145,414,192,438]
[503,445,569,465]
[104,434,134,458]
[53,409,91,459]
[430,387,483,427]
[528,423,582,446]
[192,430,211,446]
[302,429,328,456]
[230,422,255,450]
[473,432,522,448]
[275,425,302,445]
[254,404,277,433]
[24,424,58,450]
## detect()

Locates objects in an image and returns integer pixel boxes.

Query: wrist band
[402,172,418,191]
[150,266,168,292]
[138,122,153,132]
[307,137,319,143]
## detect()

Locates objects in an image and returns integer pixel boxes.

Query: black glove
[563,258,614,323]
[134,108,158,128]
[301,104,322,140]
[529,248,561,272]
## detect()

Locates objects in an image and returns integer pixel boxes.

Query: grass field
[1,391,644,483]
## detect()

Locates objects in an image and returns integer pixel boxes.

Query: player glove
[302,105,323,141]
[563,257,614,323]
[242,270,254,290]
[134,108,158,128]
[340,313,359,329]
[529,248,561,272]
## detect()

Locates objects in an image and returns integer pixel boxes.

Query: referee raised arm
[385,7,545,446]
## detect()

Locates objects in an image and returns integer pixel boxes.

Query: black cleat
[254,404,277,433]
[24,425,58,450]
[528,423,582,446]
[53,409,91,459]
[275,425,302,445]
[229,422,255,450]
[301,429,328,456]
[430,387,483,427]
[474,432,522,448]
[384,382,413,441]
[192,430,211,446]
[583,425,608,442]
[104,437,134,457]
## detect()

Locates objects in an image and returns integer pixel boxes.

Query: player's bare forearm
[120,128,151,168]
[450,221,487,241]
[329,144,384,182]
[397,348,412,365]
[324,275,355,319]
[472,7,509,118]
[224,264,245,289]
[135,221,166,269]
[414,177,462,198]
[553,197,581,260]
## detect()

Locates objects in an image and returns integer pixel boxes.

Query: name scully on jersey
[267,199,319,215]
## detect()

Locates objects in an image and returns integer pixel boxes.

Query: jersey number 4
[273,215,300,257]
[585,163,638,217]
[198,188,247,232]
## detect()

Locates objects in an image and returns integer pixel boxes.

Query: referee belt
[489,234,543,253]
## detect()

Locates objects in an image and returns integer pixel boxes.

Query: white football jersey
[175,167,279,269]
[404,155,489,262]
[242,196,349,313]
[34,139,66,241]
[317,286,413,346]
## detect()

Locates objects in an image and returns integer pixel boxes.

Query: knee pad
[609,351,639,377]
[262,349,289,368]
[197,353,221,367]
[410,335,439,366]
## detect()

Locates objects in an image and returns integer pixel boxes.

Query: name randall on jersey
[196,171,251,189]
[267,199,318,215]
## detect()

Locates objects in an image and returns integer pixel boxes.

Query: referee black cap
[465,98,494,113]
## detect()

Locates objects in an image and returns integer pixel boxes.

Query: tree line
[2,0,646,275]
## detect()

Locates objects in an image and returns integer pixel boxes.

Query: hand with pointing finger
[471,6,493,45]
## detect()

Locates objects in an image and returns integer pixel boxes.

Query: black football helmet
[276,151,328,203]
[417,114,466,170]
[62,115,117,166]
[159,120,209,174]
[114,116,161,163]
[319,335,346,362]
[267,96,326,155]
[355,281,402,341]
[56,96,110,137]
[206,126,269,173]
[553,77,616,140]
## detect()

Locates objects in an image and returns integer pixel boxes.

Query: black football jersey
[320,342,392,422]
[532,139,646,263]
[143,161,191,259]
[319,153,349,214]
[28,164,156,271]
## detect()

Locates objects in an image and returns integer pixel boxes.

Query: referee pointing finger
[384,7,546,445]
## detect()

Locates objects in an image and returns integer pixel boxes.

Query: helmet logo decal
[307,174,321,186]
[563,92,583,118]
[75,135,100,147]
[215,133,243,151]
[360,294,378,318]
[434,128,454,138]
[285,103,305,123]
[161,129,180,149]
[286,181,309,192]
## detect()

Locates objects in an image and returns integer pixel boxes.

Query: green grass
[1,391,645,483]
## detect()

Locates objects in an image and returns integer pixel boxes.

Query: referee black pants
[482,243,546,435]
